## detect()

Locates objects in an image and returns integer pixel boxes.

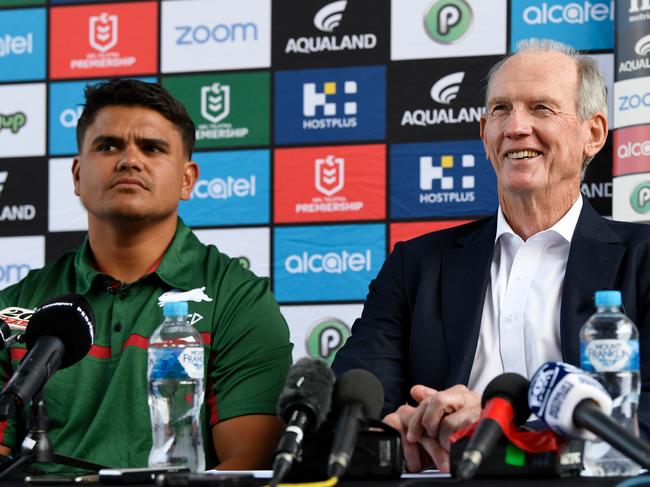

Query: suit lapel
[561,202,625,366]
[441,217,496,387]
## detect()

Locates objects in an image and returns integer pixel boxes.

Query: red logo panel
[274,144,386,223]
[50,2,158,79]
[613,125,650,177]
[390,220,472,251]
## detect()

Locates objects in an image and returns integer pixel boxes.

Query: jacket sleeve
[331,242,411,417]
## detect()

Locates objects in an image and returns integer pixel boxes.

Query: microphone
[327,368,383,479]
[455,373,530,480]
[270,358,335,487]
[0,319,23,350]
[528,361,650,469]
[0,294,95,419]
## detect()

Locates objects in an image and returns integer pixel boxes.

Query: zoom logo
[314,1,347,32]
[175,23,258,45]
[424,0,473,44]
[430,71,464,104]
[618,92,650,111]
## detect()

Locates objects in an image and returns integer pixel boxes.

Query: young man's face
[72,105,197,224]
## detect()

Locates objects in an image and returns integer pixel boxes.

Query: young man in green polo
[0,79,292,470]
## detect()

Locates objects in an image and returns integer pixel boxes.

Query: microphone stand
[0,390,107,480]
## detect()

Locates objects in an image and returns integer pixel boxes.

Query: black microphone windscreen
[25,294,95,368]
[277,357,335,429]
[481,372,530,424]
[333,368,384,419]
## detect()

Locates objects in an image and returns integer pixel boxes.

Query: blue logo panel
[275,65,385,145]
[274,224,385,302]
[390,140,498,219]
[0,8,46,82]
[510,0,614,51]
[49,77,156,155]
[179,150,270,226]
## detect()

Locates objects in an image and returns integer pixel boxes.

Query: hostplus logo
[630,182,650,214]
[196,83,248,141]
[419,154,476,204]
[191,175,256,200]
[0,32,33,59]
[175,22,258,45]
[629,0,650,22]
[0,171,36,222]
[619,35,650,74]
[306,318,351,365]
[522,1,614,25]
[0,112,27,134]
[401,72,484,127]
[285,0,377,54]
[295,155,363,215]
[423,0,473,44]
[302,81,357,130]
[284,249,371,274]
[70,12,136,71]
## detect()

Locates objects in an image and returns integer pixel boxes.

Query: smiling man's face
[480,50,600,200]
[72,105,196,223]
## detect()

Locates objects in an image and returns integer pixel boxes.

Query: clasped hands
[383,384,481,472]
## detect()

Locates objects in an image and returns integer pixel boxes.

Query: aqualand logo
[285,0,376,54]
[0,112,27,134]
[423,0,473,44]
[306,317,351,365]
[0,172,7,197]
[619,34,650,74]
[630,181,650,214]
[635,34,650,56]
[401,72,484,127]
[314,1,347,32]
[419,154,476,204]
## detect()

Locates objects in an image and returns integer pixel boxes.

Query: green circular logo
[237,256,250,270]
[630,182,650,214]
[306,318,351,365]
[424,0,473,44]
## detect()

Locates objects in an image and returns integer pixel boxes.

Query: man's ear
[180,160,199,201]
[583,112,608,160]
[72,157,81,196]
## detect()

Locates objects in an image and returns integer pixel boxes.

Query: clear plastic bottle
[580,290,640,477]
[148,301,205,472]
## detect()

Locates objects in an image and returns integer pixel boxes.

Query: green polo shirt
[0,219,292,470]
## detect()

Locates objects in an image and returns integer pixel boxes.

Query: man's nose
[503,108,533,138]
[116,144,144,171]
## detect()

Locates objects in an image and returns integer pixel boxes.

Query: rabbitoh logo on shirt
[158,287,213,306]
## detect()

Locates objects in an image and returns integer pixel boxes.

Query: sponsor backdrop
[0,0,645,364]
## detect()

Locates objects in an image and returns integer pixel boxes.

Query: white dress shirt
[468,196,583,394]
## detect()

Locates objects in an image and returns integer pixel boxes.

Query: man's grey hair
[485,39,608,173]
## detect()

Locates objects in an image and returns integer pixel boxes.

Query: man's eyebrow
[137,137,170,149]
[90,135,123,146]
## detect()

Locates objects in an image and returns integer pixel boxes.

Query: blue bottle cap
[163,301,188,317]
[594,290,622,307]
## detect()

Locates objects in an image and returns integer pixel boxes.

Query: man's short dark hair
[76,79,196,159]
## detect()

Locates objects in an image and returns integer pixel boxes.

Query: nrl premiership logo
[315,155,344,196]
[89,12,118,53]
[201,83,230,124]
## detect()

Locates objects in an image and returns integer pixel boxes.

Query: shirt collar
[74,217,200,294]
[495,195,583,244]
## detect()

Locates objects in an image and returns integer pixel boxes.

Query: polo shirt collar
[73,218,199,293]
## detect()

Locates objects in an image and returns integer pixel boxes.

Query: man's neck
[499,189,580,241]
[87,216,178,284]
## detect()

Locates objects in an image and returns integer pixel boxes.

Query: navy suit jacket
[332,201,650,437]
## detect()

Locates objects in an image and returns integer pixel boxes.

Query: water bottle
[579,290,640,476]
[148,301,205,472]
